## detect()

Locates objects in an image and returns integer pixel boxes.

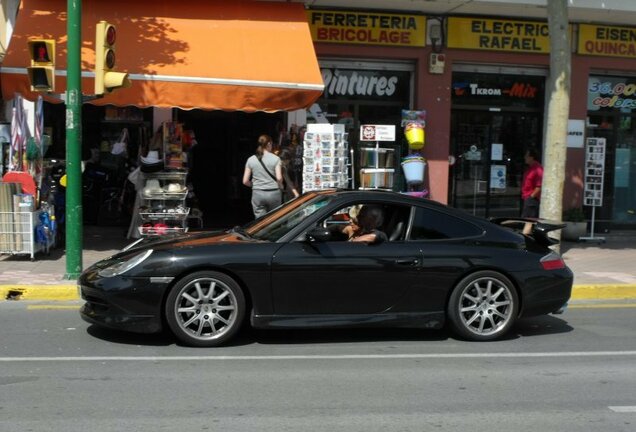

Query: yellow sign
[579,24,636,58]
[307,10,426,47]
[447,17,550,53]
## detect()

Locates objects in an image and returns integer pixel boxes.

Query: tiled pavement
[0,225,129,285]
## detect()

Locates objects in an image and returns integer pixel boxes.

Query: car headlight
[97,249,153,278]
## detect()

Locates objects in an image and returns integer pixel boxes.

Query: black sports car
[79,190,572,347]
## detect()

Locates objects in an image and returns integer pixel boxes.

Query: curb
[1,285,78,301]
[572,284,636,300]
[3,283,636,302]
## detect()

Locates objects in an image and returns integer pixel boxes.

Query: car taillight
[540,252,565,270]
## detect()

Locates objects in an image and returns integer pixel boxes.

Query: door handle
[394,258,420,266]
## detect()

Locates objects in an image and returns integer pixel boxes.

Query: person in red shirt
[521,148,543,235]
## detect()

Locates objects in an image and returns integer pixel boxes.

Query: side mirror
[307,227,331,242]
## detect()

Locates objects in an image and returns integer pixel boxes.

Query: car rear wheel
[165,271,245,347]
[447,271,519,341]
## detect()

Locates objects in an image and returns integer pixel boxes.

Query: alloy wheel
[173,277,238,341]
[457,276,514,337]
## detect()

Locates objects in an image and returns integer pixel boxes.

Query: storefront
[449,67,546,218]
[443,17,636,229]
[571,23,636,230]
[586,75,636,228]
[307,9,425,193]
[311,59,415,189]
[444,16,551,218]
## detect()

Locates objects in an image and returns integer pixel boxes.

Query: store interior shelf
[141,171,187,180]
[138,226,188,236]
[359,168,395,173]
[141,191,188,200]
[139,208,190,221]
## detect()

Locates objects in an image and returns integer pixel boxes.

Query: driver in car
[339,205,387,244]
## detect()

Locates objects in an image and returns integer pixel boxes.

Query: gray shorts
[251,189,282,218]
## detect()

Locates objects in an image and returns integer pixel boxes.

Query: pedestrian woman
[243,134,283,218]
[279,147,300,202]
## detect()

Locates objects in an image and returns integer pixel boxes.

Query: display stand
[0,209,55,259]
[137,171,190,236]
[357,142,395,190]
[580,137,606,243]
[357,125,396,191]
[302,124,350,191]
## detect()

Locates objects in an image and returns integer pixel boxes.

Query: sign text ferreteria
[307,10,426,47]
[447,17,550,53]
[578,24,636,58]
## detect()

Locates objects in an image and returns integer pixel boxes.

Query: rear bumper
[514,266,573,318]
[552,303,568,315]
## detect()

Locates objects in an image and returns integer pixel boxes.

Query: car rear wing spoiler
[490,217,566,246]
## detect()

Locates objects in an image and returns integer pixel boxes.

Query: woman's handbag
[111,128,129,156]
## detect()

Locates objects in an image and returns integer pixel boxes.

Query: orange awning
[1,0,324,112]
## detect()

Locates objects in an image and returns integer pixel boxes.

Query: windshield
[243,192,335,241]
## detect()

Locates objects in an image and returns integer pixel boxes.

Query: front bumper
[80,301,161,333]
[78,267,173,334]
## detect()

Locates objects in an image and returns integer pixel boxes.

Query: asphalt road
[1,301,635,432]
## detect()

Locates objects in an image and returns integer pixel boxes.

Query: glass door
[614,115,636,225]
[449,110,542,218]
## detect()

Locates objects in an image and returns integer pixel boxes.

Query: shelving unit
[138,171,190,237]
[357,143,395,191]
[0,210,55,259]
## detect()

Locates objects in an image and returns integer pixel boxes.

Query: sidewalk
[1,225,636,302]
[0,225,130,300]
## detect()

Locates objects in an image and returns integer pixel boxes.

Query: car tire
[165,271,246,347]
[447,270,519,341]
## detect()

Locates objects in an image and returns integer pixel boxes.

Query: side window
[410,207,482,240]
[317,202,410,242]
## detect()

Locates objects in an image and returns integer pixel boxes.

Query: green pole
[64,0,82,279]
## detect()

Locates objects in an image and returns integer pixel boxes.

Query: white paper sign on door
[490,164,507,189]
[491,143,503,160]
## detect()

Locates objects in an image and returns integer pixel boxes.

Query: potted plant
[561,207,587,241]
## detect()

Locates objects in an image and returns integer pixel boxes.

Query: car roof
[311,189,507,232]
[312,189,460,211]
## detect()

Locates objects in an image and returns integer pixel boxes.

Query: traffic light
[27,39,55,92]
[94,21,131,95]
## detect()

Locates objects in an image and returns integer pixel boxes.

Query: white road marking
[609,406,636,413]
[1,351,636,362]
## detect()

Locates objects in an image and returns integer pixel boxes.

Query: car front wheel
[447,271,519,341]
[165,271,245,347]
